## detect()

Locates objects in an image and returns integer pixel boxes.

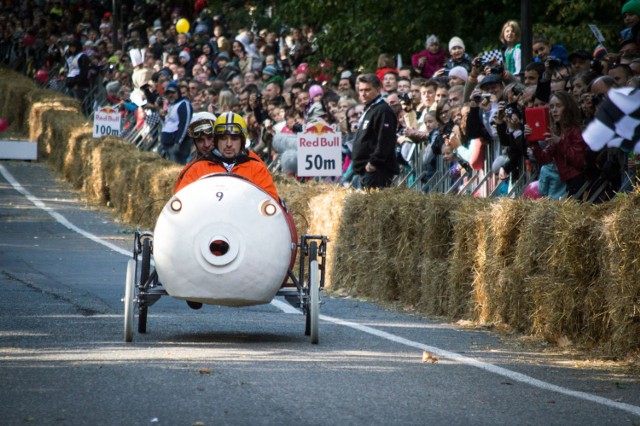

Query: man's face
[551,68,570,92]
[397,80,410,94]
[532,42,550,61]
[420,85,435,105]
[231,77,243,94]
[296,91,310,112]
[447,92,462,108]
[570,58,591,74]
[524,70,539,87]
[263,83,276,101]
[482,83,502,100]
[385,93,400,108]
[608,67,627,87]
[195,134,215,157]
[244,72,256,85]
[338,78,351,93]
[382,74,397,93]
[358,81,380,105]
[410,84,421,106]
[217,134,242,159]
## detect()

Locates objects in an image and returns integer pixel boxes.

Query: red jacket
[411,49,447,79]
[530,126,586,182]
[174,150,279,200]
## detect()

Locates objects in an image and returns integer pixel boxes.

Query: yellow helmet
[213,112,248,141]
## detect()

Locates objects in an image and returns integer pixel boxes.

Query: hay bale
[418,194,459,316]
[474,199,531,327]
[0,69,36,134]
[447,196,488,318]
[306,186,349,288]
[601,193,640,356]
[27,91,81,144]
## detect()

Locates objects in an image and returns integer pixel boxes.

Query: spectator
[441,36,473,75]
[411,35,447,79]
[526,91,587,197]
[621,0,640,43]
[351,73,399,189]
[160,81,193,164]
[447,66,468,87]
[375,53,398,82]
[532,34,568,65]
[500,20,522,75]
[64,38,91,100]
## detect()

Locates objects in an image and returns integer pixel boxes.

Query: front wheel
[123,259,135,342]
[306,241,319,344]
[137,238,151,333]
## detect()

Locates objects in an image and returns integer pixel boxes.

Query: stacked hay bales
[2,67,639,359]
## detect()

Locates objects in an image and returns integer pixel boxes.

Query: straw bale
[418,194,459,316]
[98,137,141,212]
[600,193,640,355]
[306,186,349,288]
[141,163,181,230]
[0,69,36,133]
[27,92,81,144]
[331,191,373,297]
[474,199,531,327]
[447,196,488,318]
[38,110,87,173]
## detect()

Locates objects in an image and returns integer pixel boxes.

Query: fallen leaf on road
[422,351,438,363]
[198,368,211,375]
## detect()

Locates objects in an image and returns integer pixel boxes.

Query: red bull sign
[297,119,342,177]
[93,106,121,138]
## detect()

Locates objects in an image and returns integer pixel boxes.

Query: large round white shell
[154,174,294,306]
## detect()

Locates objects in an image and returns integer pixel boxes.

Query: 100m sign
[94,125,119,137]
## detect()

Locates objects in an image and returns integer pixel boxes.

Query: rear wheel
[137,238,151,333]
[123,259,135,342]
[306,241,319,344]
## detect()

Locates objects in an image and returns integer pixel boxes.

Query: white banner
[296,120,342,177]
[93,107,121,138]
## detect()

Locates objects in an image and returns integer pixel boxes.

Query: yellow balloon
[176,18,190,34]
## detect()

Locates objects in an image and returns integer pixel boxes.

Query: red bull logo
[299,136,340,147]
[305,123,335,134]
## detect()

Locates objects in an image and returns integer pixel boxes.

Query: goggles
[188,121,214,139]
[214,123,243,136]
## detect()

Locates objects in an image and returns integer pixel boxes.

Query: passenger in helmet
[174,112,280,200]
[187,111,217,159]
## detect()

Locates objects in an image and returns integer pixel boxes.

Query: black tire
[138,238,151,333]
[305,241,318,338]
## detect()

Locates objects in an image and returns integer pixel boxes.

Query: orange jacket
[174,151,279,200]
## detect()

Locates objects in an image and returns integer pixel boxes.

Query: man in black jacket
[351,73,399,189]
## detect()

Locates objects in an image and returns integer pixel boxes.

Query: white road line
[2,163,639,418]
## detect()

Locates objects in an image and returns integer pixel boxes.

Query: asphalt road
[1,160,640,426]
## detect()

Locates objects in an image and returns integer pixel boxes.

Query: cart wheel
[138,238,151,333]
[307,241,320,344]
[124,259,135,342]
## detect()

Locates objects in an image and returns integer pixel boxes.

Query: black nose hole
[210,240,229,256]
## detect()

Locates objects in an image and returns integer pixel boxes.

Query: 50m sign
[296,133,342,177]
[93,107,121,138]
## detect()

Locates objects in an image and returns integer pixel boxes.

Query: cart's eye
[260,200,277,216]
[170,198,182,212]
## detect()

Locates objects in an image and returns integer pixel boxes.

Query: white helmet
[188,112,217,138]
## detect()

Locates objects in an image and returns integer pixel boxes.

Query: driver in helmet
[174,112,279,200]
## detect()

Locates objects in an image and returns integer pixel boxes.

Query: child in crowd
[500,20,522,75]
[411,35,447,79]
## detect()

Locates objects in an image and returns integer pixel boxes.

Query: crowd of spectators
[1,0,639,201]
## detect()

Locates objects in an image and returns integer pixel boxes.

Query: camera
[473,93,491,103]
[547,58,561,68]
[473,57,486,68]
[490,64,504,75]
[398,92,411,104]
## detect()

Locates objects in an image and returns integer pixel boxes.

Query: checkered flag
[582,87,640,154]
[480,49,503,64]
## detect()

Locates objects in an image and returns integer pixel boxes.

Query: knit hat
[105,80,121,95]
[448,66,468,82]
[309,84,324,99]
[448,36,465,51]
[217,51,230,61]
[296,62,309,75]
[179,50,191,63]
[622,0,640,16]
[262,65,278,76]
[425,34,439,48]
